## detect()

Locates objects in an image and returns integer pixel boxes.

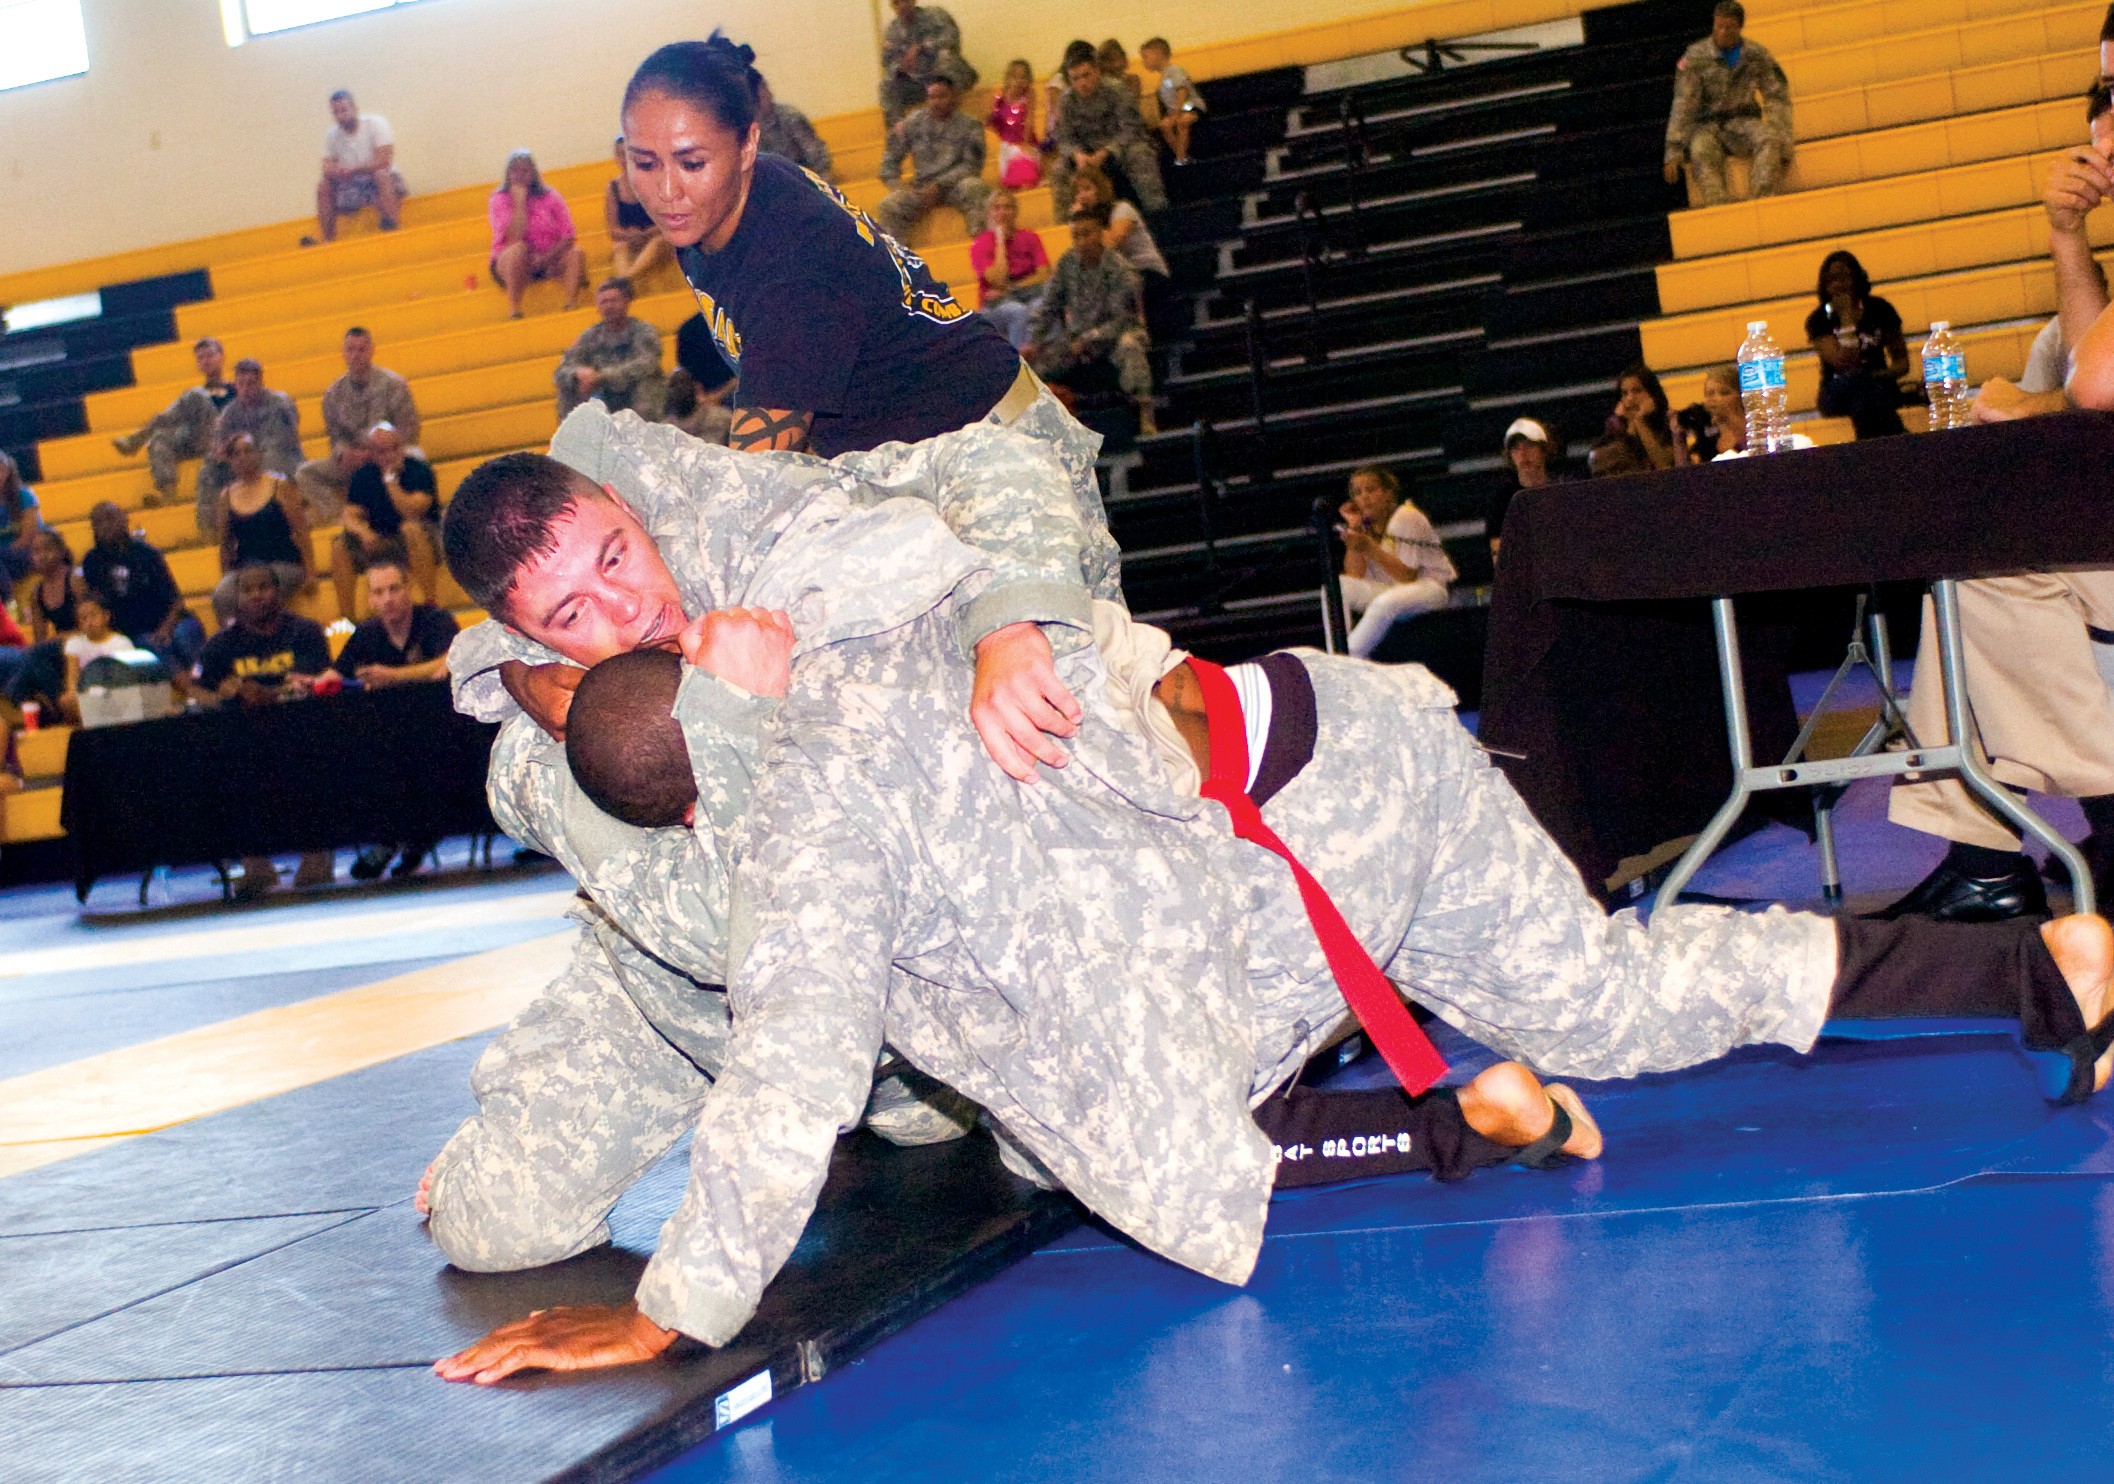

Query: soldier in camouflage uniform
[1664,0,1793,206]
[555,279,668,422]
[110,337,233,507]
[878,0,977,128]
[875,78,992,243]
[754,75,832,179]
[431,418,2114,1379]
[1028,208,1156,431]
[1048,53,1167,213]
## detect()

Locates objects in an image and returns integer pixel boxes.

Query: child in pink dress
[989,58,1043,189]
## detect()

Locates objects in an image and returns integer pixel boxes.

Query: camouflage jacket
[881,5,965,80]
[757,104,832,178]
[1049,82,1149,158]
[881,107,986,191]
[1665,36,1793,159]
[1028,251,1143,350]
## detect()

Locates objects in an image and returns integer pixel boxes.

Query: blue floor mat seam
[0,1205,390,1241]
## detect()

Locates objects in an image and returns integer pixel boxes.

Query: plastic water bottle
[1736,320,1790,453]
[1923,320,1970,430]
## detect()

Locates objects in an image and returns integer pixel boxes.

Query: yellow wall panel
[4,789,64,845]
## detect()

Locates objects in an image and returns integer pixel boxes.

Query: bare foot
[2043,913,2114,1093]
[414,1159,436,1216]
[1456,1060,1603,1160]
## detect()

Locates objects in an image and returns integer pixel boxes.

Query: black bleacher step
[1126,401,1463,492]
[97,268,213,319]
[1167,348,1471,426]
[1191,66,1306,121]
[0,398,88,453]
[1177,280,1490,374]
[1581,0,1716,49]
[1444,384,1615,460]
[1465,322,1648,396]
[1482,265,1661,337]
[0,306,178,369]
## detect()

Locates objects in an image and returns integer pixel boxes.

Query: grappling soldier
[424,411,2114,1381]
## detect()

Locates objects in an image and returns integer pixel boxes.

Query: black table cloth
[1478,412,2114,894]
[61,681,499,898]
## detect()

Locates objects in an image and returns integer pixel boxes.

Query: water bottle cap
[1747,321,1767,334]
[1929,320,1949,332]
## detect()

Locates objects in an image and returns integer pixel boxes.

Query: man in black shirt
[194,562,336,896]
[335,422,440,618]
[80,502,202,670]
[196,563,332,704]
[326,551,459,881]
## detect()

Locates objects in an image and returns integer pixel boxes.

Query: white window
[222,0,431,45]
[0,0,89,93]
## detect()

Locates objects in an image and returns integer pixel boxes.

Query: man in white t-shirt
[315,89,404,243]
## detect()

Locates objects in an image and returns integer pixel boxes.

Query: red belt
[1187,657,1449,1096]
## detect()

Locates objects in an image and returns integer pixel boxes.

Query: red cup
[19,700,39,731]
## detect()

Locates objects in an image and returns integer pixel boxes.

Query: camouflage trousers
[425,917,974,1274]
[1241,652,1840,1090]
[1682,117,1789,205]
[873,176,994,244]
[114,387,219,498]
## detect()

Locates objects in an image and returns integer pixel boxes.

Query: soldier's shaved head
[565,647,697,828]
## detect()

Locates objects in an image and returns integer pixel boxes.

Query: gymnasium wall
[0,0,1419,280]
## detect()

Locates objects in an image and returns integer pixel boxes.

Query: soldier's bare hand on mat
[500,660,584,741]
[678,608,794,698]
[972,621,1081,782]
[434,1301,678,1385]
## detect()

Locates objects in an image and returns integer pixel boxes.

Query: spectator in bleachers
[315,89,404,243]
[990,60,1043,189]
[1043,40,1096,149]
[753,75,833,179]
[1662,1,1791,208]
[555,277,666,421]
[490,150,586,320]
[295,327,422,520]
[328,548,458,880]
[1487,417,1564,563]
[875,78,990,243]
[1069,165,1173,333]
[661,369,735,444]
[1027,206,1157,434]
[971,189,1051,349]
[1683,363,1745,459]
[620,36,1029,458]
[1806,250,1908,440]
[57,588,132,726]
[1050,47,1168,213]
[605,138,675,284]
[197,562,335,896]
[1140,39,1204,167]
[212,431,314,625]
[0,452,40,587]
[20,528,74,642]
[204,359,302,534]
[1336,465,1455,659]
[110,337,232,508]
[81,502,200,672]
[878,0,977,129]
[1096,40,1143,103]
[1608,362,1689,469]
[335,423,439,618]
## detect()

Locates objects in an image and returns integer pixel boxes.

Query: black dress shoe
[349,845,393,881]
[1866,855,2050,922]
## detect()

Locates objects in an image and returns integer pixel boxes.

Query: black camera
[1675,403,1713,437]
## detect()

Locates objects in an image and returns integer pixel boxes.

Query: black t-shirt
[346,457,438,540]
[204,383,236,413]
[334,604,458,673]
[675,154,1020,457]
[81,538,180,639]
[196,614,331,691]
[1804,295,1904,380]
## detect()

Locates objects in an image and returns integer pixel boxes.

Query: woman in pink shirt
[968,188,1050,349]
[489,150,586,318]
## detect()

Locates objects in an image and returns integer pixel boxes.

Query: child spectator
[490,150,586,319]
[605,138,674,283]
[1097,39,1142,102]
[970,189,1051,349]
[0,452,41,586]
[110,338,232,508]
[1691,363,1746,460]
[1140,38,1204,165]
[1027,206,1157,434]
[212,432,315,625]
[1337,465,1455,659]
[1487,416,1565,563]
[989,59,1043,189]
[335,423,439,618]
[1069,165,1172,332]
[58,589,133,725]
[20,528,75,642]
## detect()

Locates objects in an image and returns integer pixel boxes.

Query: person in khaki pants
[1874,570,2114,921]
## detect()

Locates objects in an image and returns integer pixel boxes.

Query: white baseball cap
[1503,417,1553,448]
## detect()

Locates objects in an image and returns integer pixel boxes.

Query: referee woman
[621,34,1093,464]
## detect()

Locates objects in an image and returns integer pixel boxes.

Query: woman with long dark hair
[1805,249,1909,439]
[1608,361,1688,469]
[489,149,586,318]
